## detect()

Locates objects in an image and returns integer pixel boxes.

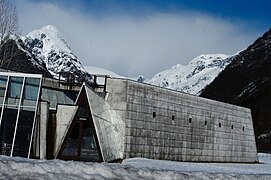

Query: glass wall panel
[41,88,76,109]
[59,119,102,161]
[61,122,81,157]
[12,108,35,157]
[22,77,40,107]
[0,74,41,158]
[80,120,100,161]
[41,88,59,107]
[76,107,87,119]
[0,108,18,156]
[6,77,24,106]
[0,75,7,105]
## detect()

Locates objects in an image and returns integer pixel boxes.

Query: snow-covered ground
[0,154,271,179]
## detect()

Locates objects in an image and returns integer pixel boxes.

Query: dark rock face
[200,28,271,151]
[0,39,52,77]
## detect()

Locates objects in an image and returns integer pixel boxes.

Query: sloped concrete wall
[85,87,125,162]
[106,78,258,163]
[54,105,78,157]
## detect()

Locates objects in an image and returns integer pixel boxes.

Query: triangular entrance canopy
[57,86,102,162]
[57,83,125,162]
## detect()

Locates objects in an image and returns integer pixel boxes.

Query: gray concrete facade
[85,86,125,162]
[54,105,78,157]
[105,78,258,163]
[39,102,50,159]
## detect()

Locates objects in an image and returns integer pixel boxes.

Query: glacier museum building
[0,71,258,163]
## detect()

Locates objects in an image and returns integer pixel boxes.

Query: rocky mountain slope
[0,25,90,82]
[200,28,271,151]
[148,54,232,95]
[0,36,52,77]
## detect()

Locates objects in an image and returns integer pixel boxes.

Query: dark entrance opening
[0,108,18,156]
[58,118,101,162]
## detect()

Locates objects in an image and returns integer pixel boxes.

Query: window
[23,78,40,101]
[205,121,207,125]
[219,123,221,127]
[77,107,88,118]
[231,125,234,129]
[153,112,156,118]
[61,122,81,157]
[0,108,19,156]
[9,77,24,99]
[80,121,100,161]
[58,120,101,162]
[242,127,245,131]
[0,75,7,110]
[0,73,42,158]
[172,115,175,120]
[13,109,36,157]
[189,118,192,123]
[0,75,7,99]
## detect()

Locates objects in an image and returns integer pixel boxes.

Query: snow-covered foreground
[0,154,271,179]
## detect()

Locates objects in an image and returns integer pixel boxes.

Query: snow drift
[0,154,270,179]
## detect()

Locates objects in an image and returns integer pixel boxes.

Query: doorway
[58,119,101,162]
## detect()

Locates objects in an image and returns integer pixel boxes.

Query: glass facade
[0,72,42,158]
[41,88,76,109]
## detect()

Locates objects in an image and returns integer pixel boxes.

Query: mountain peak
[0,25,91,82]
[148,54,232,95]
[25,25,72,54]
[200,27,271,151]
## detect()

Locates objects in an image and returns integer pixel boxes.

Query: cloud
[15,0,262,78]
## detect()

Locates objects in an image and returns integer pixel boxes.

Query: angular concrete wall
[85,86,125,162]
[105,78,258,163]
[54,105,78,157]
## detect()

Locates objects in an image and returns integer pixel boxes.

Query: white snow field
[0,154,270,179]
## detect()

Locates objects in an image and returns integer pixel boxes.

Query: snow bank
[0,155,271,179]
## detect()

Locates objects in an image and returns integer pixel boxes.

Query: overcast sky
[14,0,270,78]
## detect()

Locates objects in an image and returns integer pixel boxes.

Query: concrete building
[0,71,258,163]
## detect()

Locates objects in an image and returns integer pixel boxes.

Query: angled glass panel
[22,77,40,107]
[0,74,41,158]
[0,108,18,156]
[41,88,61,108]
[61,122,81,158]
[41,88,76,109]
[59,120,101,162]
[80,120,100,161]
[56,91,65,105]
[5,77,24,107]
[12,107,35,157]
[0,76,23,156]
[76,107,87,119]
[0,75,8,105]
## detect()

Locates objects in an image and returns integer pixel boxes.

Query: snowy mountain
[200,28,271,151]
[148,54,232,95]
[0,25,90,82]
[22,25,90,81]
[84,54,232,95]
[0,36,52,77]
